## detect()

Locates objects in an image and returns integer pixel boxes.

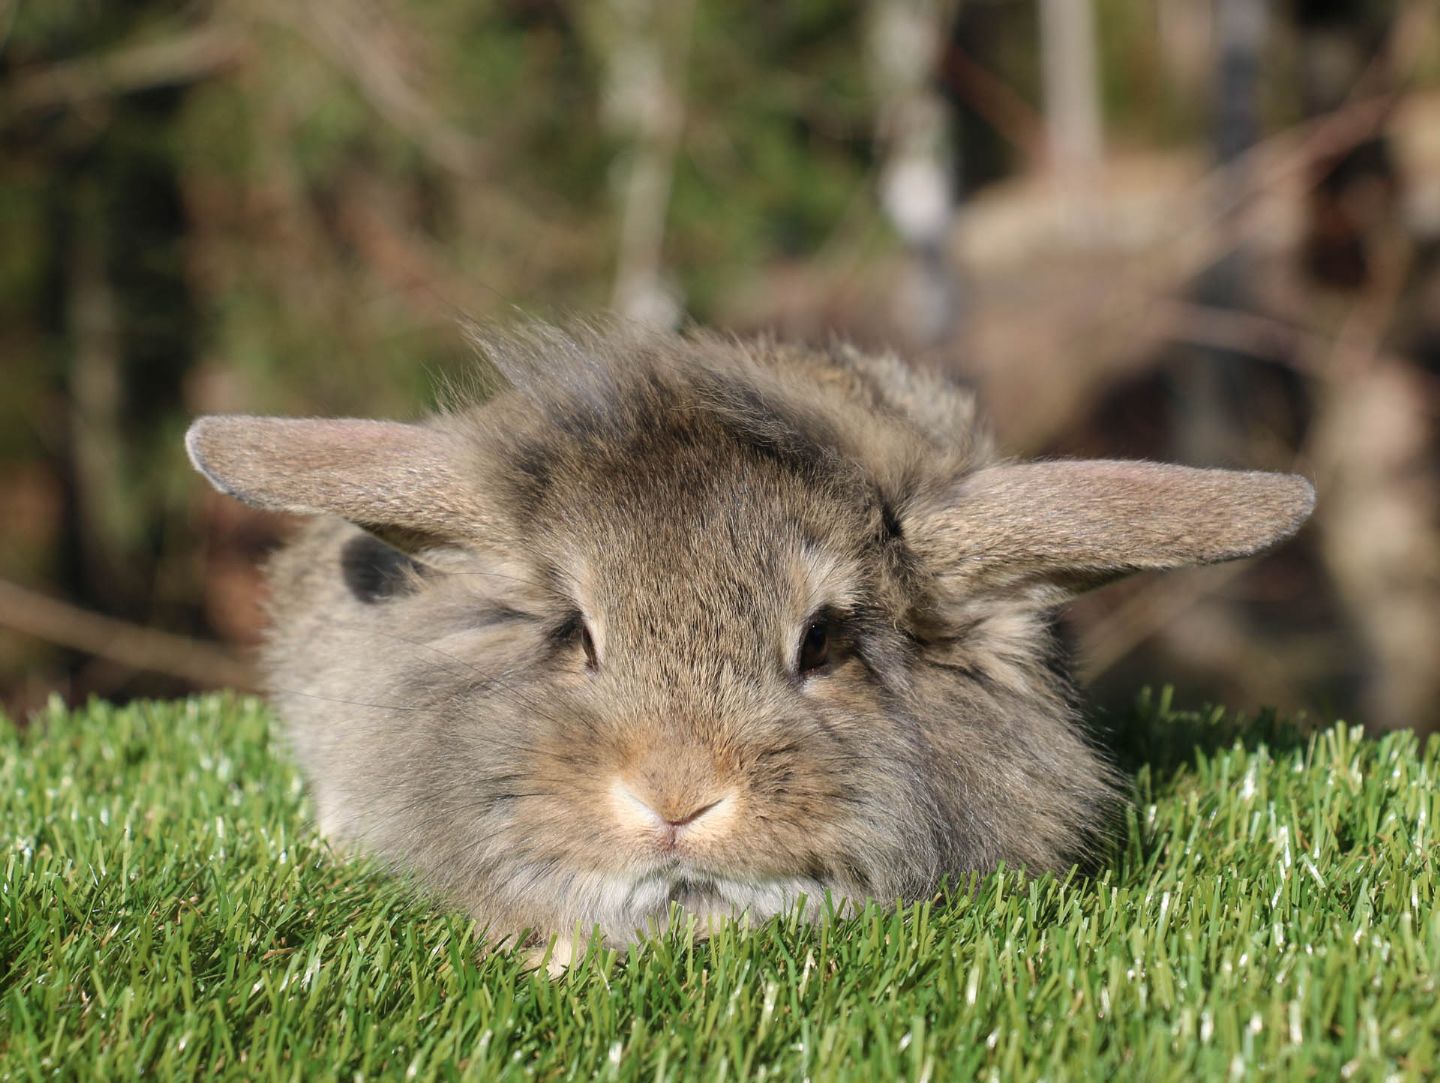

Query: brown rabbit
[186,321,1313,963]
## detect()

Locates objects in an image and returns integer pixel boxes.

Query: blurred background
[2,0,1438,733]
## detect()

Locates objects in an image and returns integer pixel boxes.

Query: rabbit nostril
[615,783,661,826]
[667,796,727,827]
[611,781,731,832]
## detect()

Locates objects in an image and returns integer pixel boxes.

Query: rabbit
[185,320,1314,964]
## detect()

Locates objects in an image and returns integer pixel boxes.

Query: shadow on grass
[1092,685,1313,784]
[1090,687,1319,880]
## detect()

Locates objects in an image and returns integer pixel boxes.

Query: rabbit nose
[611,780,733,833]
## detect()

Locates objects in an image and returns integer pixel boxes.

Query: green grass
[2,694,1436,1081]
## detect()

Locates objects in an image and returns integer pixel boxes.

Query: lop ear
[185,415,487,550]
[905,460,1315,602]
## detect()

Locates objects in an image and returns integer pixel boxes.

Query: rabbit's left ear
[185,415,490,552]
[904,460,1315,603]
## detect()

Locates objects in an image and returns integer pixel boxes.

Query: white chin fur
[559,872,842,942]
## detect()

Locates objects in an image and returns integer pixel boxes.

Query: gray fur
[185,322,1314,949]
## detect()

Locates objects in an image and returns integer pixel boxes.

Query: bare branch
[2,25,249,117]
[0,579,258,691]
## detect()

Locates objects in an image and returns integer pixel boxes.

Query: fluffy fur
[186,322,1314,953]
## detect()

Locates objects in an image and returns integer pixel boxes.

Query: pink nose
[612,781,732,832]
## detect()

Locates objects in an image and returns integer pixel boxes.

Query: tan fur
[185,321,1314,950]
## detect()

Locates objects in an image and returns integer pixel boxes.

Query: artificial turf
[1,693,1436,1080]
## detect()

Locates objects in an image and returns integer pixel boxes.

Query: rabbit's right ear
[185,416,488,551]
[905,459,1315,605]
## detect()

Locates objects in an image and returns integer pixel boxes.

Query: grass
[1,693,1436,1081]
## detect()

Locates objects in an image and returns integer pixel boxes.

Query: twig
[2,25,249,117]
[256,0,483,178]
[0,579,258,691]
[938,41,1046,165]
[1154,300,1440,416]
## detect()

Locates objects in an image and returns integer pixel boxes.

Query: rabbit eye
[797,620,831,675]
[579,622,598,670]
[557,614,599,670]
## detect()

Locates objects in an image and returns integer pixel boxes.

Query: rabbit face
[365,423,942,938]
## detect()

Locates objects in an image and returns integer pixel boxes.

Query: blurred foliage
[2,0,1226,427]
[1,0,1437,719]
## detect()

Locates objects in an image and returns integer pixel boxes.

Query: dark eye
[579,622,598,670]
[797,620,830,675]
[558,614,599,670]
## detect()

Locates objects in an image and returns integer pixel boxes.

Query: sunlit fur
[261,324,1122,947]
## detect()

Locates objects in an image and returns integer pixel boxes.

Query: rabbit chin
[566,869,845,943]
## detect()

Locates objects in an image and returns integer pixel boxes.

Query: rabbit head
[186,323,1314,947]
